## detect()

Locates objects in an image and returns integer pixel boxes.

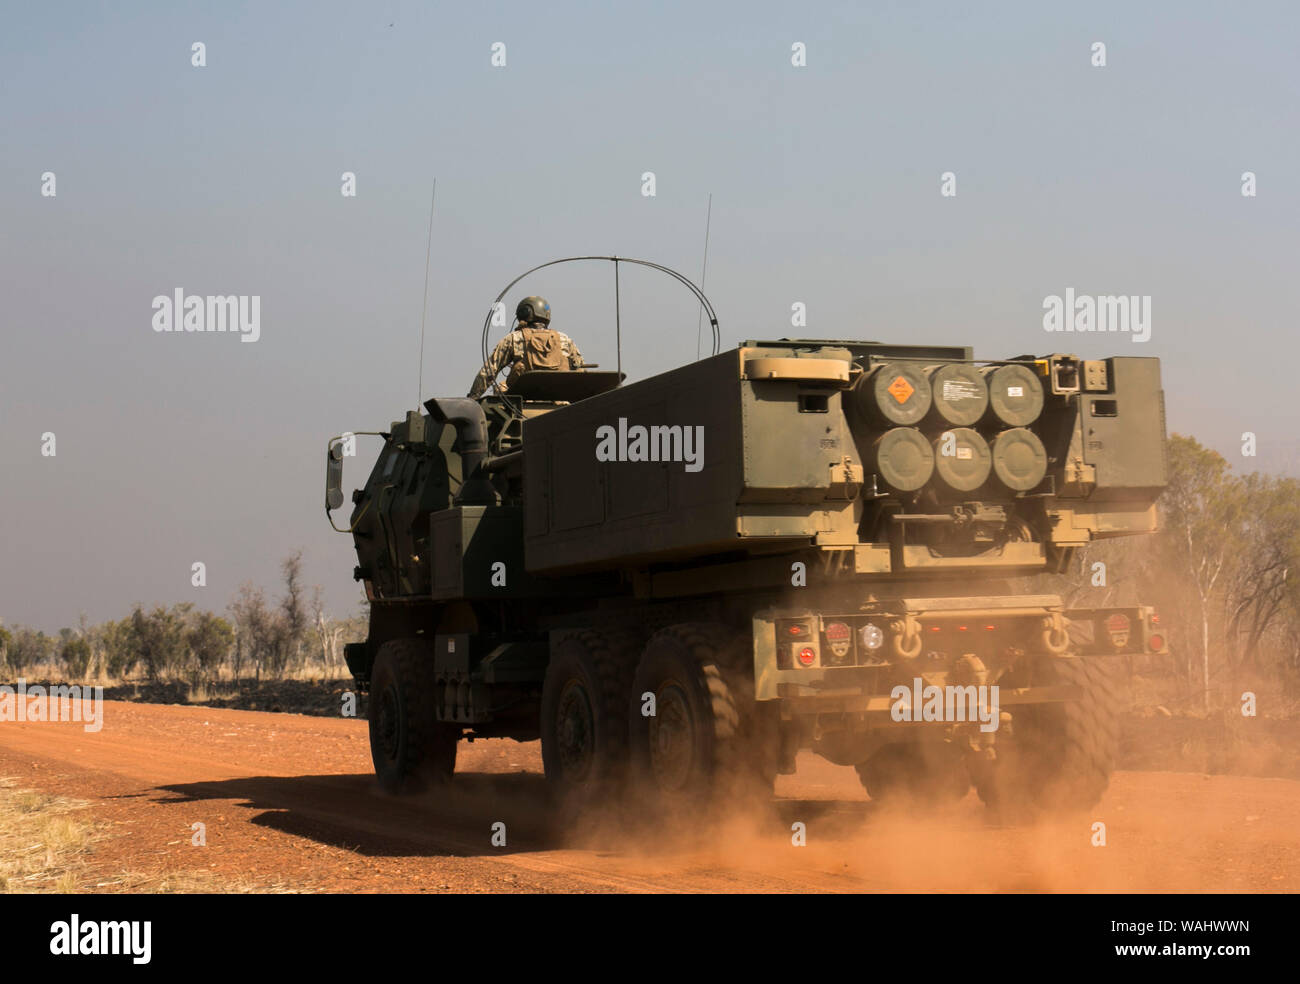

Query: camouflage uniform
[468,325,584,398]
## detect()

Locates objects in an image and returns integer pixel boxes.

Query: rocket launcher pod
[983,363,1044,427]
[990,427,1049,492]
[931,427,992,492]
[926,363,988,427]
[872,427,935,492]
[855,362,932,426]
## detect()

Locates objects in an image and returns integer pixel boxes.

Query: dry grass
[18,658,347,690]
[112,870,304,894]
[0,778,307,894]
[183,681,238,705]
[0,777,100,893]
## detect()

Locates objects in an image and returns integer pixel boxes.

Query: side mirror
[326,441,345,511]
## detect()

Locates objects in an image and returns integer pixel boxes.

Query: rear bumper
[752,597,1161,706]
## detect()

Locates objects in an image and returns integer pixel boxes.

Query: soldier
[468,295,585,398]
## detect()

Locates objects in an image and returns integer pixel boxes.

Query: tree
[1224,474,1300,673]
[279,550,308,675]
[229,582,281,681]
[311,587,342,669]
[74,613,104,678]
[1160,434,1244,709]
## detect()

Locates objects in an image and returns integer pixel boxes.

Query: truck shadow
[156,771,881,858]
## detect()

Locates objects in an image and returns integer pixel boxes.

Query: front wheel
[368,639,458,794]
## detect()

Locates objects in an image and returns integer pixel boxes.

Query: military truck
[326,270,1168,816]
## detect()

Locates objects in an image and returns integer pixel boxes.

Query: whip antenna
[417,178,436,406]
[694,193,713,361]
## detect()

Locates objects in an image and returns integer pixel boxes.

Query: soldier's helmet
[516,295,551,325]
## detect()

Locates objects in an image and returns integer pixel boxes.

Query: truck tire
[368,639,457,794]
[856,742,970,804]
[976,654,1122,816]
[629,623,773,810]
[540,629,637,809]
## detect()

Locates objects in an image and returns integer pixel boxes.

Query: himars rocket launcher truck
[326,259,1167,816]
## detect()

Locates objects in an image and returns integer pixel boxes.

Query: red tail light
[797,646,817,667]
[825,622,851,642]
[1148,634,1165,652]
[1105,613,1131,649]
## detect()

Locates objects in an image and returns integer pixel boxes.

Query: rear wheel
[975,654,1122,816]
[540,629,637,810]
[629,623,773,811]
[368,639,458,794]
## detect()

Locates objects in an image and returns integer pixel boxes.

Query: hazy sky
[3,1,1297,631]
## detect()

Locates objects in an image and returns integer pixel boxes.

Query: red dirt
[1,699,1296,892]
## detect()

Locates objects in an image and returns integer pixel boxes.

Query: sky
[2,1,1298,631]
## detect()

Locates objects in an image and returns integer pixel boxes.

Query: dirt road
[1,699,1295,892]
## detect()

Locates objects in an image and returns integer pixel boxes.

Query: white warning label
[1007,386,1024,398]
[942,379,981,402]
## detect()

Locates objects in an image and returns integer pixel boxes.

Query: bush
[5,628,53,673]
[186,612,233,684]
[101,619,136,678]
[130,605,190,682]
[60,636,92,678]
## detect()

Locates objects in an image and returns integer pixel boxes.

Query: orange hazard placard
[887,375,915,404]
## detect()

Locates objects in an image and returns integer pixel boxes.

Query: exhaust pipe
[424,398,499,505]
